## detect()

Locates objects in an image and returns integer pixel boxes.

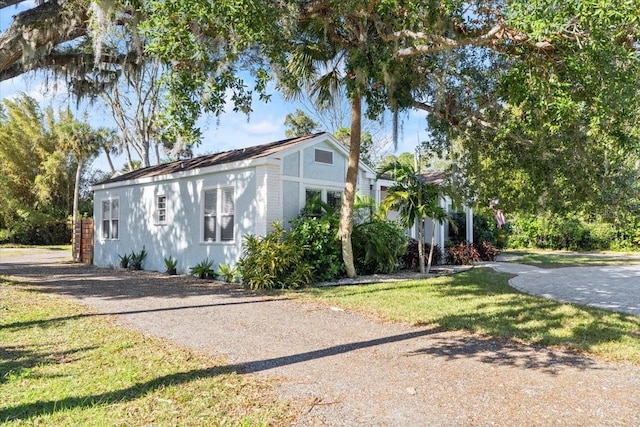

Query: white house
[92,132,474,274]
[92,133,386,273]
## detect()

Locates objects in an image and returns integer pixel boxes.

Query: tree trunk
[417,217,425,274]
[103,144,116,174]
[339,90,362,278]
[427,221,436,274]
[72,157,83,228]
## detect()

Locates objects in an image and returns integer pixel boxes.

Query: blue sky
[0,2,428,172]
[0,73,428,172]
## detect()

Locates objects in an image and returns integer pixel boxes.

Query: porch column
[465,206,474,243]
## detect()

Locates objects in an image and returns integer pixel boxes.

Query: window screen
[314,149,333,164]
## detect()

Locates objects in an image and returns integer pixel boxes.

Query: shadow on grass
[0,366,236,422]
[0,344,98,384]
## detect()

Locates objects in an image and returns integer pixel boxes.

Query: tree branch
[0,1,89,76]
[393,23,555,58]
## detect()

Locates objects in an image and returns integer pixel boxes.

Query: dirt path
[2,256,639,426]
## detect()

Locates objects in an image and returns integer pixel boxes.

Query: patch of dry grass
[0,283,294,426]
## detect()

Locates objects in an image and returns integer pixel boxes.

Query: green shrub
[237,224,313,290]
[289,214,343,281]
[352,219,407,274]
[190,258,217,279]
[585,222,616,250]
[0,229,12,244]
[8,219,70,245]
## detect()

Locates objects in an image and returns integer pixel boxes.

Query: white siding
[94,168,257,273]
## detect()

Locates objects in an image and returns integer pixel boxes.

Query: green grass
[297,268,640,364]
[505,250,640,268]
[0,282,293,426]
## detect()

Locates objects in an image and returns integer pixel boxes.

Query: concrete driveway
[485,262,640,315]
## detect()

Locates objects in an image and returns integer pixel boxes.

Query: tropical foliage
[0,95,111,244]
[379,161,448,273]
[237,224,314,290]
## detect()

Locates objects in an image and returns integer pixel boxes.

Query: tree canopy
[1,0,639,219]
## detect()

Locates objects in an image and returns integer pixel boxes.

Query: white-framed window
[314,149,333,165]
[156,195,167,224]
[305,188,322,204]
[202,187,235,242]
[101,198,119,240]
[327,190,342,209]
[304,188,343,214]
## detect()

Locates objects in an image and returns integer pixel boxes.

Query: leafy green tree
[284,109,320,137]
[0,95,66,226]
[379,161,448,274]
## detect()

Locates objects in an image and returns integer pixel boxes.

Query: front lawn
[0,282,292,426]
[298,267,640,364]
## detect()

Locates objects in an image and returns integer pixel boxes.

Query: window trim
[201,187,235,244]
[101,197,119,240]
[314,148,334,165]
[155,194,167,225]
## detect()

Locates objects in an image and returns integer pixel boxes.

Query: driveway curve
[2,250,639,426]
[484,262,640,315]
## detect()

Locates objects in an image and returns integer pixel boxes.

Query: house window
[220,188,234,241]
[305,188,322,204]
[314,149,333,165]
[156,195,167,224]
[203,189,217,241]
[101,199,119,240]
[327,190,342,209]
[203,187,234,242]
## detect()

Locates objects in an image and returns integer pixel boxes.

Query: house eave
[91,157,276,192]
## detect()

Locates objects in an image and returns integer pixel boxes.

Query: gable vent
[314,149,333,165]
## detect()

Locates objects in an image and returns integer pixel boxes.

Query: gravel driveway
[2,251,639,426]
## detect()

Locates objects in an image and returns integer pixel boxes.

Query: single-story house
[92,132,473,274]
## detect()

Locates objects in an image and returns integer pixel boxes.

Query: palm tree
[379,161,448,274]
[55,112,102,227]
[280,2,405,277]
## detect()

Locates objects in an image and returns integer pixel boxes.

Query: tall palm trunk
[72,157,82,228]
[417,218,426,273]
[427,222,436,274]
[339,90,362,278]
